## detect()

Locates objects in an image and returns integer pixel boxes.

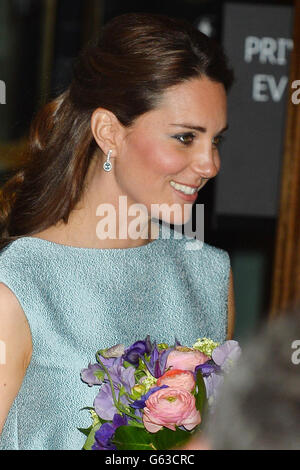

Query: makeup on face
[115,77,227,225]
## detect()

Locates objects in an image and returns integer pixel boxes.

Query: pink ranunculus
[156,369,195,392]
[143,387,201,433]
[166,347,210,372]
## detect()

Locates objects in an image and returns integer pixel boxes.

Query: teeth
[170,180,200,195]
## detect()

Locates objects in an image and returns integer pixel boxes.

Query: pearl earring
[103,149,112,172]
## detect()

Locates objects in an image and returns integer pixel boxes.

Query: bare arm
[226,268,236,340]
[0,283,32,434]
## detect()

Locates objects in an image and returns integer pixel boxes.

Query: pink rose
[143,387,201,433]
[157,369,195,392]
[166,347,210,372]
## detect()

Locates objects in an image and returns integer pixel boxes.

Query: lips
[172,181,201,188]
[170,180,202,195]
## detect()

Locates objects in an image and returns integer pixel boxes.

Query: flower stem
[96,353,142,423]
[96,353,118,406]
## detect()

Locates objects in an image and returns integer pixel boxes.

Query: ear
[90,108,124,157]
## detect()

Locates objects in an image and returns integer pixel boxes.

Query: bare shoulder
[0,283,32,366]
[0,283,32,434]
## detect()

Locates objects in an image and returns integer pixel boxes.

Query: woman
[0,13,235,449]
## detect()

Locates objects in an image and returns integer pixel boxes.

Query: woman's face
[116,76,228,226]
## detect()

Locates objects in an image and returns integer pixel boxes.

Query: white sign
[244,36,293,103]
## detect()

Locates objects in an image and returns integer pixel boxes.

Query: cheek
[129,134,186,177]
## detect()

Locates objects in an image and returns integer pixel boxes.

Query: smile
[169,180,201,195]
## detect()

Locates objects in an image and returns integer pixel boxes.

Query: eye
[212,135,226,148]
[172,132,196,146]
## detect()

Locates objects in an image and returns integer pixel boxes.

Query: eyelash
[173,133,226,147]
[212,135,225,147]
[173,133,196,146]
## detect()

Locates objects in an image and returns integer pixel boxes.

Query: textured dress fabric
[0,223,230,450]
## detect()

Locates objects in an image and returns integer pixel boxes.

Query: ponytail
[0,89,96,251]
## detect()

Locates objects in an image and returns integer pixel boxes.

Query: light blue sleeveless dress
[0,223,230,450]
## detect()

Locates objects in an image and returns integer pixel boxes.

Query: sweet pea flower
[80,355,117,387]
[212,340,242,373]
[166,346,210,372]
[93,358,135,420]
[156,369,196,392]
[107,357,136,394]
[143,387,201,433]
[80,363,104,387]
[94,382,131,420]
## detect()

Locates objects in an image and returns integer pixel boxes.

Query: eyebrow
[169,123,229,135]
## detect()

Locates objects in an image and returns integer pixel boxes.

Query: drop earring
[103,149,112,172]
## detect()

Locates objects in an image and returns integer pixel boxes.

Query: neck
[51,157,160,249]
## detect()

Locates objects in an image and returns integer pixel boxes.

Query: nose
[190,146,220,180]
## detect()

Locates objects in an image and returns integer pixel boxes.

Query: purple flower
[108,357,136,394]
[212,340,241,373]
[123,336,152,366]
[144,344,173,378]
[131,385,169,409]
[203,373,224,399]
[92,413,128,450]
[194,361,221,378]
[93,358,136,420]
[194,361,224,411]
[94,382,130,420]
[80,356,117,387]
[80,363,104,387]
[96,356,117,368]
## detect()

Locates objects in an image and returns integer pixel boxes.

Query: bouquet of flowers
[79,337,241,450]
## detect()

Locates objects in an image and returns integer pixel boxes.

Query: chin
[157,208,193,226]
[174,212,193,226]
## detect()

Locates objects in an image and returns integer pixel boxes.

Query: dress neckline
[17,222,164,254]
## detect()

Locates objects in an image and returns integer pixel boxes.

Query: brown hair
[0,12,234,250]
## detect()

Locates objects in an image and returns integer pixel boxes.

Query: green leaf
[134,370,146,382]
[82,422,102,450]
[127,420,145,429]
[195,370,208,418]
[79,406,95,411]
[112,425,157,450]
[123,360,132,368]
[137,357,148,370]
[153,426,193,450]
[78,425,92,437]
[157,343,169,350]
[112,424,196,450]
[93,370,105,382]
